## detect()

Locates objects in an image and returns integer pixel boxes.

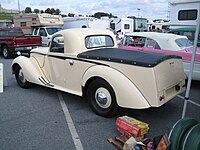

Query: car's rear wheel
[87,79,118,117]
[2,45,12,59]
[15,65,30,88]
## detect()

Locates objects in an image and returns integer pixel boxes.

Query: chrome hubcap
[95,88,111,108]
[18,69,25,83]
[3,48,8,57]
[96,92,107,105]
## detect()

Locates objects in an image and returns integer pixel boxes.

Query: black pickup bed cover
[77,48,181,67]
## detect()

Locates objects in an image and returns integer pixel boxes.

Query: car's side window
[124,36,145,47]
[145,38,160,49]
[50,35,64,53]
[39,28,47,36]
[33,28,39,35]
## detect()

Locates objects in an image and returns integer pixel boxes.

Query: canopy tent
[182,4,200,118]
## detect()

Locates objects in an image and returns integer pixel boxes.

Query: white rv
[110,18,133,34]
[62,17,110,30]
[169,0,200,45]
[148,19,170,32]
[170,0,200,29]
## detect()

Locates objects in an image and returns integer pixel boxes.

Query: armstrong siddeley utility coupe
[12,28,185,117]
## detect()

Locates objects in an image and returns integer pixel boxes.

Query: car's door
[39,28,48,46]
[45,35,67,87]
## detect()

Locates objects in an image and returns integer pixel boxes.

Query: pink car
[119,32,200,81]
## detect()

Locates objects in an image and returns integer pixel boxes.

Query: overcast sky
[1,0,170,20]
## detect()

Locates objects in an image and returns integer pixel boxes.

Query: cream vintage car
[12,28,186,117]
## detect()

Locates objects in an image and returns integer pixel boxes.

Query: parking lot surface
[0,56,199,150]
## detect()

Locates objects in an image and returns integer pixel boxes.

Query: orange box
[116,116,149,138]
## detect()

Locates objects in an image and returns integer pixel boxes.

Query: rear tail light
[13,38,16,45]
[175,85,180,91]
[159,95,165,101]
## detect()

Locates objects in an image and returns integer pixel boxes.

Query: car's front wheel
[15,65,30,88]
[87,79,118,117]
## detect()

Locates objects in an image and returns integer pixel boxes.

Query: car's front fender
[12,56,47,86]
[82,65,150,109]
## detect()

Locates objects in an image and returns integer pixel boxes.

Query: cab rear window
[85,35,114,49]
[0,29,24,37]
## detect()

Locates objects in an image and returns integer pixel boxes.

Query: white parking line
[177,95,200,107]
[57,91,84,150]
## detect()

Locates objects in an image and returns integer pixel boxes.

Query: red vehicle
[0,27,42,58]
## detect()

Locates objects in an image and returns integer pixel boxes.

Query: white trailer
[62,17,110,30]
[170,0,200,29]
[110,18,133,34]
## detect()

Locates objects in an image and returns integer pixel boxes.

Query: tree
[68,13,75,17]
[94,12,107,19]
[93,12,117,19]
[61,14,67,17]
[25,7,32,13]
[45,8,51,14]
[50,8,56,14]
[41,10,44,13]
[55,9,61,15]
[34,9,39,14]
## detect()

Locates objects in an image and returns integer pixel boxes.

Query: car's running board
[39,77,54,87]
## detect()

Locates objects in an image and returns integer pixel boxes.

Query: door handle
[68,60,74,66]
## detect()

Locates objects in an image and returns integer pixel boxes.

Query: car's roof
[125,32,187,40]
[125,32,188,50]
[52,28,118,54]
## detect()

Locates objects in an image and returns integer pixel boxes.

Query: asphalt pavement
[0,56,199,150]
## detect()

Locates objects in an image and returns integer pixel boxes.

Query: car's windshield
[175,38,193,49]
[46,27,62,35]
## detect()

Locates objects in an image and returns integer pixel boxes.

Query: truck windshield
[46,28,62,35]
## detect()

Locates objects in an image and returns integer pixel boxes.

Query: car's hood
[31,46,49,55]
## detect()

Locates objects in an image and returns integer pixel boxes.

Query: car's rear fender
[82,65,150,109]
[12,56,49,86]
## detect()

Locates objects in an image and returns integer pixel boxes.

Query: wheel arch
[82,65,151,109]
[82,76,107,97]
[0,43,7,50]
[12,56,47,86]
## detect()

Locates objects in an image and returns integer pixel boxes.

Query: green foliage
[45,8,51,14]
[0,13,13,20]
[94,12,117,19]
[68,13,75,17]
[44,8,60,15]
[33,9,39,13]
[25,7,32,13]
[55,9,61,15]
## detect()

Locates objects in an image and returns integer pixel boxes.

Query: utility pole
[18,0,20,13]
[137,8,140,18]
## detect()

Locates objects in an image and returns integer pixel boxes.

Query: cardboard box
[116,116,149,138]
